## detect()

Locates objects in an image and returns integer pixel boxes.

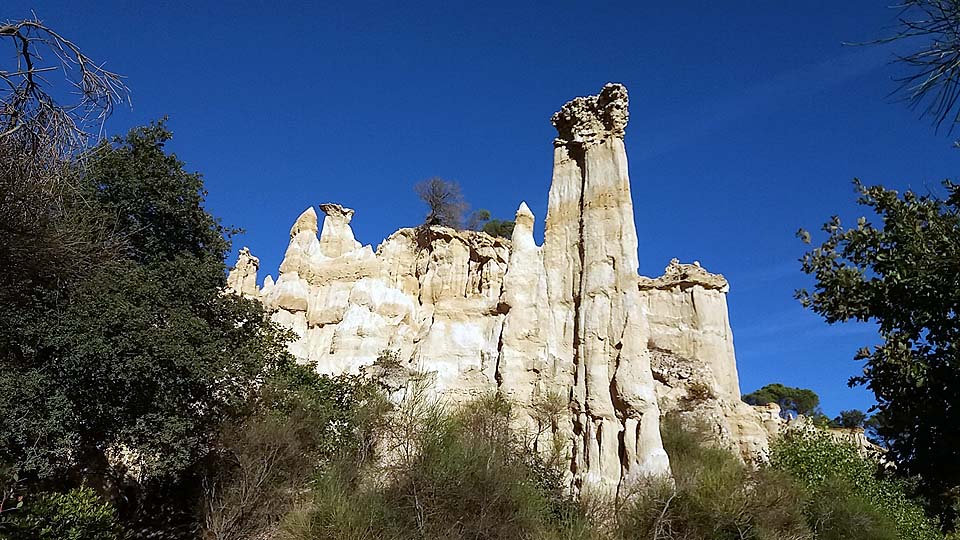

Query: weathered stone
[226,247,259,297]
[230,84,778,493]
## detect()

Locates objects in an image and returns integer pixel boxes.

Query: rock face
[226,247,259,298]
[640,259,782,461]
[228,84,775,491]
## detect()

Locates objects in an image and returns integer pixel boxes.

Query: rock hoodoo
[229,83,777,492]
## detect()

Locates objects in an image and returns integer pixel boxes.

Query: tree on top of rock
[415,177,468,229]
[742,383,822,419]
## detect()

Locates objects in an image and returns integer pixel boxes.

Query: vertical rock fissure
[569,142,588,488]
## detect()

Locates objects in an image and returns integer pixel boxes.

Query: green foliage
[1,487,122,540]
[285,390,585,540]
[802,477,897,540]
[0,120,298,540]
[0,121,291,484]
[797,179,960,525]
[742,383,822,419]
[830,409,869,429]
[771,426,942,540]
[277,402,944,540]
[482,219,515,239]
[201,362,385,540]
[88,120,234,264]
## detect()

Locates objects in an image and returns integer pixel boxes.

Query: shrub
[612,414,810,540]
[481,219,515,239]
[200,362,386,540]
[282,386,590,540]
[771,426,942,540]
[681,381,715,405]
[1,486,122,540]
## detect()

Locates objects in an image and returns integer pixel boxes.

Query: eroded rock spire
[543,83,670,491]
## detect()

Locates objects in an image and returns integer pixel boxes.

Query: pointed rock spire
[511,201,537,250]
[290,207,319,238]
[318,203,362,258]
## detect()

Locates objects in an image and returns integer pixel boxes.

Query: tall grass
[611,414,811,540]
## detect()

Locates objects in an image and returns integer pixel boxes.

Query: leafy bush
[1,487,122,540]
[200,361,386,540]
[482,219,515,239]
[275,402,943,540]
[771,426,942,540]
[282,386,587,540]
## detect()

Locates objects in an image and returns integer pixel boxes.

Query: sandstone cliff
[229,84,777,491]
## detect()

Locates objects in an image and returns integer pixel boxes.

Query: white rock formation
[226,247,259,298]
[545,83,669,489]
[228,83,776,492]
[641,259,782,461]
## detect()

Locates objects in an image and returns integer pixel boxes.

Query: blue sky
[9,1,958,416]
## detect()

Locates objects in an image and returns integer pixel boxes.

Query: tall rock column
[545,84,670,492]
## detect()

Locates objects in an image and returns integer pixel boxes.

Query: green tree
[482,219,515,239]
[830,409,869,429]
[741,383,822,419]
[771,426,942,540]
[797,179,960,526]
[0,121,291,488]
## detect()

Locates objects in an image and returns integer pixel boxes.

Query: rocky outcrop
[641,259,782,461]
[228,84,773,491]
[226,247,259,298]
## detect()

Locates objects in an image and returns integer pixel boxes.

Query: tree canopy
[741,383,822,419]
[0,121,291,486]
[798,179,960,525]
[830,409,869,429]
[482,219,515,239]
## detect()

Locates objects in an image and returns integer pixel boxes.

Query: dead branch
[0,16,129,161]
[868,1,960,132]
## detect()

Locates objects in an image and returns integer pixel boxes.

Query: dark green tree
[482,219,516,239]
[798,179,960,526]
[741,383,822,419]
[830,409,869,429]
[0,121,291,486]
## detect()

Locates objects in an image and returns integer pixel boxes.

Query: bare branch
[0,16,129,162]
[872,1,960,132]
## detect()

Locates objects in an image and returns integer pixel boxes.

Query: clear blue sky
[9,1,958,417]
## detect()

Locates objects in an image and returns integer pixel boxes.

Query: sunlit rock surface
[228,84,777,492]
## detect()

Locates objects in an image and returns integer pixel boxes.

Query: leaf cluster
[797,179,960,525]
[0,486,122,540]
